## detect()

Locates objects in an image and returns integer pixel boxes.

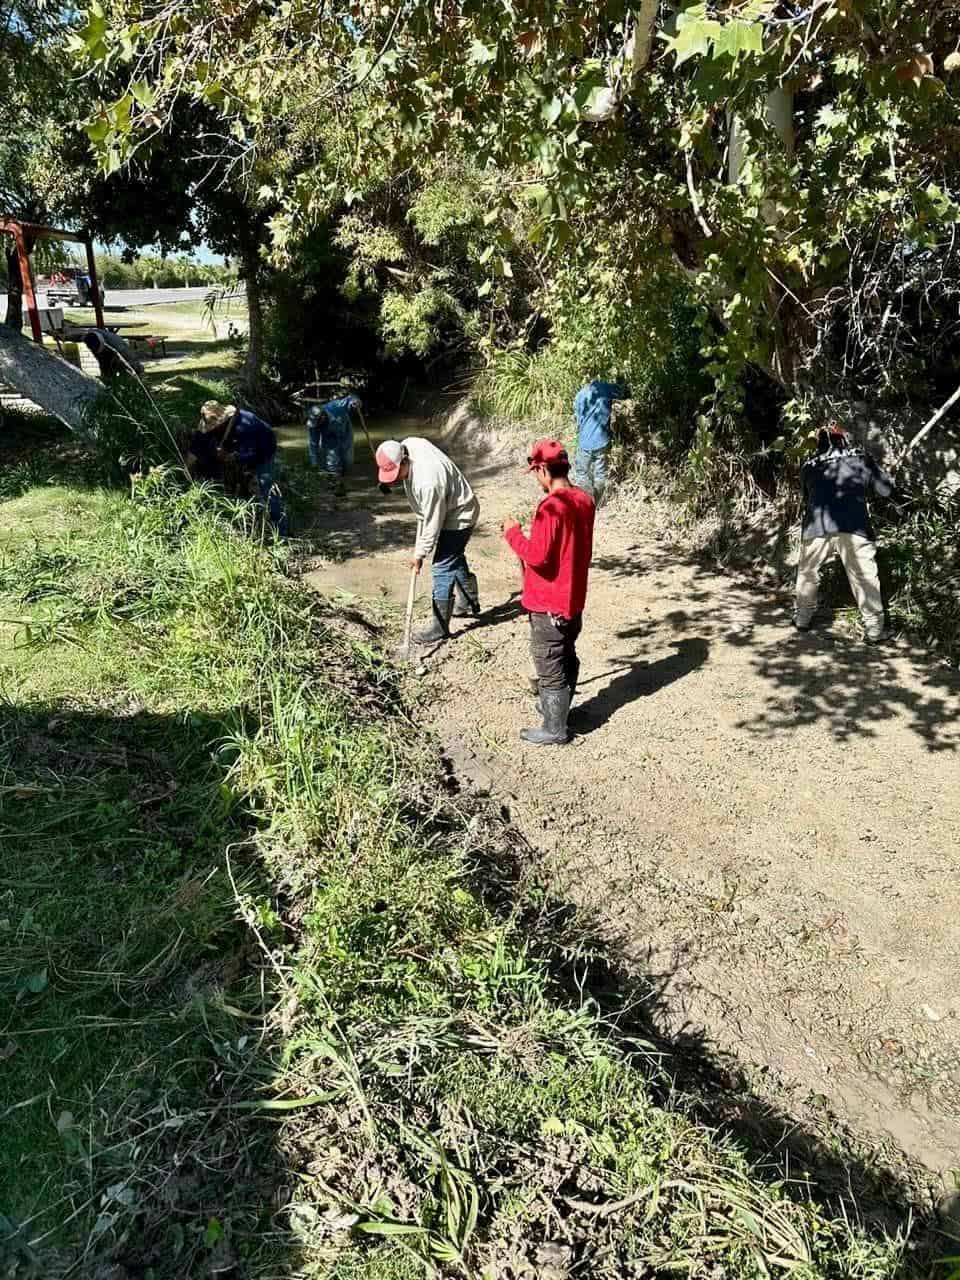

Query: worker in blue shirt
[573,376,629,505]
[188,401,287,534]
[306,393,363,496]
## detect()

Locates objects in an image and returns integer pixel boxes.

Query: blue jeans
[431,527,474,602]
[254,461,288,535]
[308,424,354,475]
[575,446,609,504]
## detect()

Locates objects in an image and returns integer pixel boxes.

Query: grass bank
[1,440,952,1279]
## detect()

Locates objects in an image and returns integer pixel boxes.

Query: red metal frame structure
[0,218,105,342]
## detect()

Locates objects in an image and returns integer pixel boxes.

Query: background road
[0,286,239,309]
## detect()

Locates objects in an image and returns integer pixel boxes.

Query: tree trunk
[240,248,264,393]
[4,234,36,331]
[0,324,101,428]
[630,0,660,78]
[728,88,795,188]
[765,86,795,158]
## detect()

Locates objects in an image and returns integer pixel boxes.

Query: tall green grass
[0,469,943,1277]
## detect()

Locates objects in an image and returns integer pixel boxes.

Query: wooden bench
[124,334,168,358]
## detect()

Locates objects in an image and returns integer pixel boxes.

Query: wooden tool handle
[357,407,377,462]
[401,564,418,655]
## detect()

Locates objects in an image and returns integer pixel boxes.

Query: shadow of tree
[592,542,960,753]
[0,702,294,1279]
[731,625,960,751]
[456,787,953,1277]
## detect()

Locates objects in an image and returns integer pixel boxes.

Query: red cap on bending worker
[376,440,405,484]
[526,439,569,471]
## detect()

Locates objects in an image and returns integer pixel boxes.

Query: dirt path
[304,427,960,1185]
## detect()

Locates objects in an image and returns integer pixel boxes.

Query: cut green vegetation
[0,445,950,1277]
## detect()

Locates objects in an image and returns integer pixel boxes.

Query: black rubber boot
[452,572,480,618]
[414,596,454,645]
[520,687,571,746]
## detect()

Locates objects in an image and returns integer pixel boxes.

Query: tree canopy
[71,3,959,414]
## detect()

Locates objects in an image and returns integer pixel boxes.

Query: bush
[260,225,391,394]
[477,294,709,462]
[77,382,191,484]
[879,491,960,662]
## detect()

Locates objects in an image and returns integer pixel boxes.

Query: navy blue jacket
[228,409,277,468]
[801,447,894,541]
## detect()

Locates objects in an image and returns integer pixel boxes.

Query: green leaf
[129,79,155,108]
[430,1237,461,1261]
[476,278,492,297]
[202,80,226,106]
[203,1218,224,1249]
[86,117,111,144]
[712,20,763,62]
[666,17,721,64]
[541,95,562,127]
[467,39,495,65]
[21,968,48,994]
[229,1091,341,1111]
[82,10,108,54]
[355,1221,426,1237]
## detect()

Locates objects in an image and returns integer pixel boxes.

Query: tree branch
[685,152,713,238]
[630,0,660,77]
[901,383,960,464]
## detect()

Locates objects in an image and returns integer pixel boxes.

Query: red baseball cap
[526,439,569,470]
[376,440,404,483]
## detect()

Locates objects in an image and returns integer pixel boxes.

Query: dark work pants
[529,611,583,692]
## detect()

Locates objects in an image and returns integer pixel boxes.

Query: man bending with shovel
[376,438,481,644]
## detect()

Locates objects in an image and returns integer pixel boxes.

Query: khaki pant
[795,533,884,637]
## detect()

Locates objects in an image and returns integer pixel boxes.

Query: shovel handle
[401,564,418,656]
[356,406,377,463]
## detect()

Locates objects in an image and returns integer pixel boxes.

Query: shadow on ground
[573,635,710,732]
[454,775,954,1277]
[0,702,293,1280]
[592,543,960,752]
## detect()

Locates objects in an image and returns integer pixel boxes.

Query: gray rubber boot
[452,572,480,618]
[532,678,576,717]
[520,687,571,746]
[414,596,454,645]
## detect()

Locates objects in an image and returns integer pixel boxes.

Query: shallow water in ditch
[278,413,448,605]
[275,413,443,491]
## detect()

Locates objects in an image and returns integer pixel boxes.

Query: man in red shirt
[502,439,596,746]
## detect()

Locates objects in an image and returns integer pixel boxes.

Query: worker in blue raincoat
[306,393,363,496]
